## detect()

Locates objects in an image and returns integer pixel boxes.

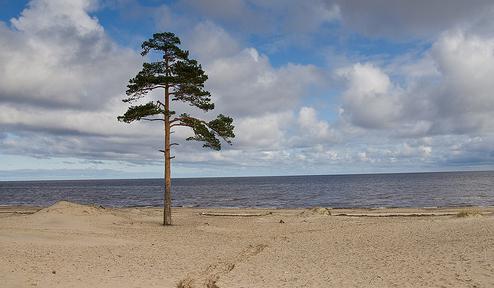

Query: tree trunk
[163,83,172,226]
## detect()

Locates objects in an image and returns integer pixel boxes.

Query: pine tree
[118,32,235,225]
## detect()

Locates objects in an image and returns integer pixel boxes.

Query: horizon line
[1,169,493,182]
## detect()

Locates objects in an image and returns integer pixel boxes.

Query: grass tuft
[205,278,220,288]
[456,209,482,218]
[177,277,194,288]
[310,207,332,216]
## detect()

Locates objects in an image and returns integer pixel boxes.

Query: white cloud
[338,63,402,129]
[234,112,292,149]
[0,0,159,163]
[297,107,335,141]
[0,0,140,110]
[206,48,321,117]
[337,27,494,136]
[186,21,241,62]
[11,0,101,35]
[429,30,494,134]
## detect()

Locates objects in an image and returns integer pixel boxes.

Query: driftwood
[332,212,461,217]
[200,211,272,217]
[0,211,37,214]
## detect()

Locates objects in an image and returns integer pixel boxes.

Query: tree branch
[170,116,206,125]
[142,118,164,121]
[139,85,167,92]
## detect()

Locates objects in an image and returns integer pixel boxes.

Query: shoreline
[2,204,494,216]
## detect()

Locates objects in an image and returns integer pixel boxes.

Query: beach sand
[1,201,493,288]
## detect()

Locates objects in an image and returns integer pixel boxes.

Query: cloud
[296,107,335,143]
[334,0,494,39]
[338,63,402,129]
[443,136,494,166]
[0,168,155,181]
[429,30,494,134]
[0,99,165,138]
[0,0,140,110]
[254,0,340,34]
[206,48,322,117]
[178,0,269,34]
[178,0,340,41]
[234,112,292,149]
[0,2,325,170]
[337,27,494,137]
[101,0,176,31]
[0,0,161,164]
[186,21,241,62]
[11,0,100,34]
[176,0,494,43]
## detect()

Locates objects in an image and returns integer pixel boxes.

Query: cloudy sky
[1,0,493,180]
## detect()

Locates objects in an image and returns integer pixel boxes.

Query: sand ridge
[25,201,131,231]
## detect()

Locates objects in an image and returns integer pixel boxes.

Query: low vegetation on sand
[456,209,482,217]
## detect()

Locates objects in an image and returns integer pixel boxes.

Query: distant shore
[1,201,493,287]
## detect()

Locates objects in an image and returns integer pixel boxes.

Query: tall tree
[118,32,235,225]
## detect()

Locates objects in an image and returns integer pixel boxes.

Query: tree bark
[163,82,172,225]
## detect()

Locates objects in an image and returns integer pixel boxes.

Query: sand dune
[1,202,493,287]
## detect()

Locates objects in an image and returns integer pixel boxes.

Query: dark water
[0,171,493,208]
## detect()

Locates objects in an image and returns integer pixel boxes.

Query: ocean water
[0,171,493,208]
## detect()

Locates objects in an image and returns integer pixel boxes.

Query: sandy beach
[1,201,493,288]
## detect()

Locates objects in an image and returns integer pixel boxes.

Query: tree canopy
[118,32,234,151]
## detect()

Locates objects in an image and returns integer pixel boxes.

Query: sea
[0,171,493,208]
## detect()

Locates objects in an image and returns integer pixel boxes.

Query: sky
[0,0,494,180]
